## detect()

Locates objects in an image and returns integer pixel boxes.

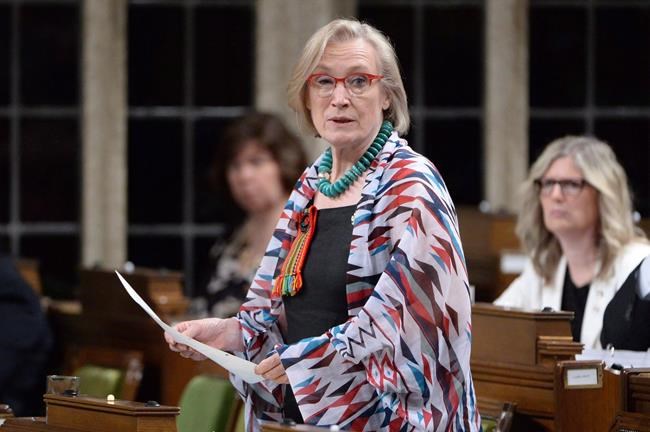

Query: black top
[0,255,52,416]
[282,205,355,423]
[601,259,650,351]
[561,271,591,342]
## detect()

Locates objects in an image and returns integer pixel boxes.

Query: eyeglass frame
[534,177,590,198]
[306,72,384,97]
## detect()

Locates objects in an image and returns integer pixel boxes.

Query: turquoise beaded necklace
[317,120,394,198]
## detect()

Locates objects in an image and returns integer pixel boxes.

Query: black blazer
[601,259,650,351]
[0,255,52,351]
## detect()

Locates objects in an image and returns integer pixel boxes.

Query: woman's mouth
[329,117,354,124]
[549,209,568,218]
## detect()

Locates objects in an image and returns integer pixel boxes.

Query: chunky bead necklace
[317,120,394,198]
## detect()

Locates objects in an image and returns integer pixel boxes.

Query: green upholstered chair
[177,375,238,432]
[478,399,516,432]
[67,346,144,401]
[481,417,497,432]
[75,365,124,399]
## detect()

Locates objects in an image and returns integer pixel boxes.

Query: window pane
[595,118,650,216]
[528,118,586,165]
[20,4,78,106]
[128,235,183,273]
[424,118,482,205]
[595,7,650,107]
[0,6,10,106]
[194,6,253,106]
[0,119,8,223]
[20,118,79,222]
[423,6,482,107]
[20,234,79,299]
[193,118,239,224]
[530,6,586,107]
[358,5,415,101]
[128,119,183,224]
[128,5,184,106]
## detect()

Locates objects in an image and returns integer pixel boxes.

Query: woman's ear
[382,94,390,111]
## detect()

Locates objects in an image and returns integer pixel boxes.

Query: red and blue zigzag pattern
[232,134,480,432]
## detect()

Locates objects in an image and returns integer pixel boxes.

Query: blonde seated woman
[495,136,650,350]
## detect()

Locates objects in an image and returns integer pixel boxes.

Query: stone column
[256,0,356,160]
[484,0,528,213]
[81,0,127,268]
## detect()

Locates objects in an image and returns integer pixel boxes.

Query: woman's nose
[549,183,564,199]
[240,164,257,179]
[330,82,350,106]
[231,164,255,181]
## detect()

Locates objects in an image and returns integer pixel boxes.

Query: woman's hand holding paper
[165,317,244,360]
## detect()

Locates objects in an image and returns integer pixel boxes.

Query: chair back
[67,345,144,400]
[177,375,237,432]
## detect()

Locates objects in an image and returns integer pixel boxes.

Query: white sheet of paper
[577,348,650,369]
[115,270,262,383]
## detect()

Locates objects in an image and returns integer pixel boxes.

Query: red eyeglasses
[306,73,383,97]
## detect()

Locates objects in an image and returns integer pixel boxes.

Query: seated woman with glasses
[494,136,650,351]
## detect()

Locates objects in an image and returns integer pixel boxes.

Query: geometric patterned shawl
[231,133,481,431]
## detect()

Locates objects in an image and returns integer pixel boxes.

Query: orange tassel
[272,206,318,297]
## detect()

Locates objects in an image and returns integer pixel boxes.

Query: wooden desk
[46,394,178,432]
[1,418,65,432]
[2,396,179,432]
[2,394,180,432]
[610,412,650,432]
[553,361,621,432]
[610,369,650,431]
[471,303,582,431]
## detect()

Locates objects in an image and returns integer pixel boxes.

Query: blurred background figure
[495,136,650,350]
[199,112,307,318]
[0,253,52,416]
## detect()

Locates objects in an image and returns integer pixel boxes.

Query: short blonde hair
[287,18,410,135]
[517,135,647,283]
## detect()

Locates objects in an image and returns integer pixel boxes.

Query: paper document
[115,271,262,383]
[577,348,650,369]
